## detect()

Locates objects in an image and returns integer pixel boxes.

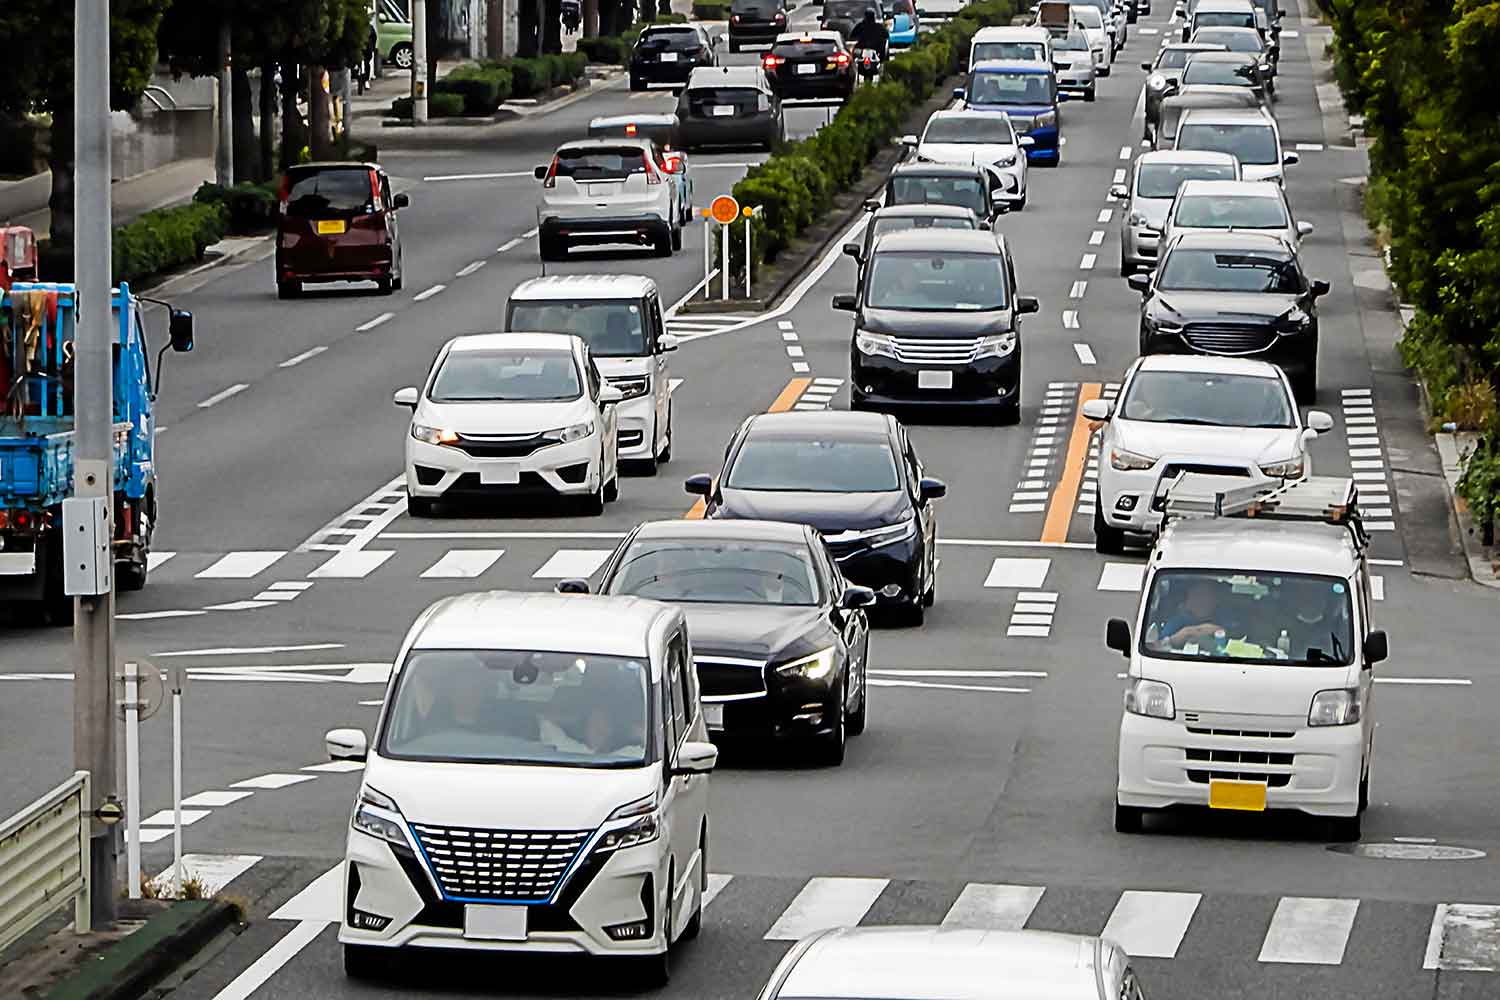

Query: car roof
[973,25,1050,40]
[630,518,812,544]
[446,331,578,353]
[509,274,658,301]
[688,65,764,86]
[588,113,678,129]
[890,161,988,178]
[1194,0,1255,10]
[1178,105,1275,124]
[1163,41,1230,51]
[744,409,895,440]
[971,58,1052,73]
[1192,24,1262,38]
[641,21,698,30]
[411,592,677,659]
[873,203,978,219]
[775,30,843,41]
[555,137,651,152]
[1175,178,1280,198]
[1167,229,1293,252]
[927,108,1017,126]
[1137,149,1239,166]
[872,228,1005,255]
[1158,519,1361,577]
[1132,353,1287,379]
[776,927,1110,1000]
[288,160,379,172]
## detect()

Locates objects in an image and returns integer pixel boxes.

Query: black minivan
[729,0,789,51]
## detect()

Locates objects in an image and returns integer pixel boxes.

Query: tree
[0,0,171,246]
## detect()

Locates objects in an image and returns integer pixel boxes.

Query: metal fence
[0,771,92,954]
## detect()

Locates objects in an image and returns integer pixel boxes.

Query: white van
[328,591,717,984]
[1109,475,1387,841]
[968,26,1053,69]
[507,274,678,472]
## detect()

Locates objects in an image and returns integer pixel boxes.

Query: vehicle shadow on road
[352,949,676,996]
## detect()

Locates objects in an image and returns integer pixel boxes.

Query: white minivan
[1109,475,1387,841]
[328,591,717,984]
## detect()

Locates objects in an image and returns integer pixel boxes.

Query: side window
[586,356,602,399]
[647,295,663,352]
[662,655,682,751]
[380,174,393,208]
[680,635,700,717]
[667,634,690,746]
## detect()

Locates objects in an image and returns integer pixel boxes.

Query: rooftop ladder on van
[1155,473,1369,546]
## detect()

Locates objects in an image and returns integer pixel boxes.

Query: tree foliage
[0,0,170,116]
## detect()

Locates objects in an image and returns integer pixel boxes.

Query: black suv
[729,0,789,52]
[762,31,856,100]
[629,24,716,90]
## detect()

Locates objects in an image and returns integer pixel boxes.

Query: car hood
[1053,52,1093,69]
[681,604,832,660]
[1113,418,1305,465]
[916,142,1020,166]
[1080,26,1106,47]
[858,305,1015,337]
[363,754,658,830]
[1150,289,1301,322]
[595,356,652,379]
[715,487,910,532]
[967,100,1054,117]
[416,397,594,435]
[1240,162,1285,182]
[1137,657,1357,716]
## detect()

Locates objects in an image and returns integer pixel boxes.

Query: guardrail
[0,771,92,953]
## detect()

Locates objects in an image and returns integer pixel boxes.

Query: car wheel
[638,867,673,986]
[630,74,646,91]
[343,943,389,981]
[846,657,868,736]
[1358,771,1369,813]
[1114,800,1145,834]
[539,235,566,261]
[406,495,438,518]
[658,406,673,463]
[392,251,404,291]
[1016,187,1027,210]
[820,677,848,765]
[1098,65,1110,77]
[670,224,683,252]
[1120,256,1132,277]
[1094,495,1127,555]
[1085,85,1097,102]
[118,551,149,593]
[654,227,673,257]
[604,471,620,502]
[922,564,936,607]
[376,276,393,295]
[391,43,414,70]
[902,588,925,627]
[997,395,1021,426]
[1326,813,1362,842]
[276,280,301,300]
[1292,365,1317,404]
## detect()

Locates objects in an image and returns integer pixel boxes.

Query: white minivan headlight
[351,786,407,845]
[1308,688,1361,726]
[596,793,661,853]
[855,330,898,359]
[610,376,651,399]
[1124,678,1175,719]
[1110,447,1157,471]
[411,423,459,446]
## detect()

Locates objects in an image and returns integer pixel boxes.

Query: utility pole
[216,17,233,185]
[73,0,119,927]
[412,0,429,124]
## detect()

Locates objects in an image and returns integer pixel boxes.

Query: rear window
[733,0,780,13]
[1176,121,1278,164]
[970,70,1053,105]
[1195,10,1255,28]
[1182,57,1257,86]
[972,41,1047,62]
[1193,28,1261,51]
[1135,161,1238,198]
[284,168,374,217]
[870,214,975,240]
[772,38,841,57]
[553,146,649,180]
[888,174,987,216]
[506,299,648,358]
[1157,47,1204,70]
[639,27,700,49]
[685,87,762,116]
[825,0,876,14]
[923,115,1015,143]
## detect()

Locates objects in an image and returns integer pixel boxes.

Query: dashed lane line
[278,346,326,368]
[497,237,524,252]
[1088,230,1105,246]
[1080,253,1097,270]
[412,283,446,301]
[1074,343,1096,365]
[355,312,393,332]
[456,259,487,277]
[197,383,248,409]
[1070,280,1087,298]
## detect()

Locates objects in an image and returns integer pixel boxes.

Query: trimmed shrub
[388,92,466,118]
[690,1,728,18]
[434,64,514,114]
[110,202,228,285]
[193,180,279,234]
[578,35,632,65]
[508,57,555,96]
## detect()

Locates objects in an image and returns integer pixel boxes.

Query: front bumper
[405,434,602,501]
[1141,325,1317,380]
[613,392,658,461]
[851,348,1021,408]
[699,662,843,740]
[1117,711,1363,818]
[824,530,922,605]
[338,827,673,955]
[540,214,670,248]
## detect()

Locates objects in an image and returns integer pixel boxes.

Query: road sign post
[708,196,740,301]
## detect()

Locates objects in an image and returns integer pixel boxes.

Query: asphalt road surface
[4,2,1498,998]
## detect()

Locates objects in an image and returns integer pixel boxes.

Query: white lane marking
[1371,576,1385,601]
[943,884,1045,930]
[1342,387,1372,396]
[1006,625,1051,637]
[356,312,394,332]
[1119,145,1133,160]
[1259,897,1360,964]
[1113,168,1127,184]
[180,790,253,808]
[198,383,248,408]
[232,773,317,790]
[1008,503,1046,513]
[153,853,262,895]
[778,320,794,330]
[1089,230,1105,246]
[1097,209,1113,223]
[1070,280,1087,298]
[983,557,1051,588]
[1281,28,1299,37]
[211,919,328,1000]
[302,760,365,773]
[1098,562,1145,591]
[1013,602,1057,615]
[873,669,1048,678]
[147,551,176,571]
[1103,890,1201,958]
[1011,491,1050,501]
[157,643,342,657]
[1425,904,1500,971]
[669,378,685,392]
[1011,614,1054,625]
[1351,460,1385,470]
[309,550,395,579]
[1375,677,1472,686]
[1080,253,1097,270]
[385,530,626,540]
[267,581,313,592]
[279,346,327,368]
[871,678,1032,693]
[787,345,805,357]
[1074,343,1097,365]
[782,331,799,341]
[456,260,487,277]
[117,610,209,621]
[1349,447,1383,458]
[1295,142,1322,151]
[413,283,446,301]
[702,873,735,910]
[420,548,506,579]
[523,226,539,237]
[424,170,534,181]
[497,237,524,252]
[299,476,407,554]
[197,551,286,579]
[532,549,612,579]
[142,808,210,826]
[765,877,889,941]
[1062,310,1080,329]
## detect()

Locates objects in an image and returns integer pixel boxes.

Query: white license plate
[703,702,725,729]
[712,105,736,117]
[796,63,817,74]
[479,463,521,485]
[464,904,527,941]
[660,51,678,61]
[0,551,37,576]
[918,370,953,390]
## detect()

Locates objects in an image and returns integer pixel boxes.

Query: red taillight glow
[625,122,637,135]
[731,13,740,21]
[763,54,783,68]
[662,154,681,173]
[835,52,851,64]
[277,174,290,214]
[368,168,382,209]
[543,157,559,188]
[644,156,662,184]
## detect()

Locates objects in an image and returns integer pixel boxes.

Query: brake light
[625,122,637,135]
[731,13,740,21]
[542,157,559,188]
[835,52,850,64]
[277,174,290,214]
[662,154,681,174]
[644,156,662,184]
[368,168,382,210]
[763,54,783,68]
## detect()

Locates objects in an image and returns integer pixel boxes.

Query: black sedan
[684,410,945,624]
[763,31,855,101]
[563,519,875,764]
[1131,230,1329,401]
[629,23,716,90]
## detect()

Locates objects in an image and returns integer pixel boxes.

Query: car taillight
[731,13,740,21]
[763,54,782,68]
[368,168,382,210]
[277,174,290,214]
[663,154,681,173]
[542,157,559,188]
[835,52,850,64]
[644,156,662,184]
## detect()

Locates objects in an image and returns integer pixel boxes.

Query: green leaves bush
[389,92,466,118]
[193,181,279,234]
[578,35,633,65]
[691,1,728,18]
[111,203,227,286]
[387,53,588,118]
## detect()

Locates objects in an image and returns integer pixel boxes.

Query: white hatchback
[395,332,623,516]
[1084,354,1333,552]
[907,109,1031,208]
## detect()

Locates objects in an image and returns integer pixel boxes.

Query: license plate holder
[712,105,736,117]
[479,463,522,485]
[703,702,725,730]
[316,219,347,235]
[918,370,953,390]
[796,63,817,74]
[1208,779,1267,811]
[463,904,528,941]
[660,51,678,61]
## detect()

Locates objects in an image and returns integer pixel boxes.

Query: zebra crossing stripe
[941,883,1045,930]
[197,551,286,578]
[1425,903,1500,971]
[765,877,890,941]
[704,873,734,908]
[1101,890,1202,958]
[1258,897,1360,964]
[308,550,394,579]
[421,549,505,579]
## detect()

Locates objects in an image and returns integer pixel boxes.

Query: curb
[44,899,240,1000]
[368,73,625,139]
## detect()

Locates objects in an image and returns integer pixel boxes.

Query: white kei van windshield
[381,650,651,766]
[1141,569,1356,665]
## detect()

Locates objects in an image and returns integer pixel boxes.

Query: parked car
[630,23,717,90]
[674,66,785,151]
[374,0,413,69]
[1111,149,1241,274]
[533,139,683,259]
[275,161,408,299]
[762,31,856,101]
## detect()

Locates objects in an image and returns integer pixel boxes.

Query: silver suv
[1111,149,1240,275]
[534,138,682,260]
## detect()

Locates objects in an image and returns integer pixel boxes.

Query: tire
[1098,65,1110,78]
[42,540,73,626]
[1292,365,1317,404]
[1094,496,1127,555]
[630,74,646,91]
[539,235,566,262]
[902,589,925,626]
[1016,187,1027,210]
[343,943,388,981]
[391,252,404,291]
[996,395,1021,426]
[846,649,869,735]
[118,557,148,593]
[1120,256,1132,277]
[1114,800,1145,834]
[670,224,683,252]
[390,43,414,70]
[1085,85,1097,102]
[820,677,848,765]
[581,472,606,516]
[681,830,707,940]
[658,407,673,464]
[922,563,936,607]
[604,472,620,502]
[1327,813,1362,842]
[406,495,438,518]
[1358,773,1369,813]
[277,280,301,300]
[376,276,393,295]
[654,227,673,258]
[638,869,673,987]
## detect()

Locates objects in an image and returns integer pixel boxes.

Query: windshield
[1195,10,1255,28]
[381,649,651,766]
[507,300,647,357]
[1183,58,1257,86]
[970,71,1053,105]
[973,41,1047,62]
[1072,6,1103,28]
[1136,161,1238,198]
[1141,570,1355,665]
[429,349,582,402]
[1175,192,1287,229]
[1194,28,1262,51]
[1157,47,1207,70]
[923,116,1015,143]
[285,168,373,217]
[1177,122,1278,164]
[865,252,1008,311]
[1120,369,1294,427]
[607,539,820,605]
[888,174,987,216]
[553,146,647,181]
[870,214,975,241]
[726,435,901,492]
[639,27,699,48]
[1158,248,1304,293]
[1053,30,1088,51]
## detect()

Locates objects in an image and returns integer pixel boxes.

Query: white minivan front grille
[410,823,592,902]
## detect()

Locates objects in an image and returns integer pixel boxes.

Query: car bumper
[276,252,393,283]
[1142,326,1316,378]
[338,828,673,956]
[1120,226,1160,269]
[771,74,854,99]
[630,60,698,82]
[1117,712,1363,818]
[679,116,778,147]
[728,24,782,44]
[405,435,602,500]
[613,393,657,461]
[825,532,923,605]
[851,349,1021,407]
[540,214,670,247]
[1055,70,1094,90]
[700,668,844,740]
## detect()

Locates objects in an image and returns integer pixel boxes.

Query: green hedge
[436,63,515,113]
[690,2,728,19]
[192,180,279,234]
[112,203,228,286]
[726,0,1014,274]
[389,92,467,118]
[387,53,588,118]
[578,34,632,65]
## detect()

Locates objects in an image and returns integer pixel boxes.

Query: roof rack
[1154,473,1369,546]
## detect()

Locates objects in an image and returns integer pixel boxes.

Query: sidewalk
[0,157,214,241]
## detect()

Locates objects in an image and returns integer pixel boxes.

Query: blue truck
[0,281,194,624]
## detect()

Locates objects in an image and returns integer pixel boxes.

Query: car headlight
[774,646,836,680]
[1308,688,1361,726]
[411,423,459,446]
[1277,306,1311,333]
[543,420,595,444]
[974,332,1017,358]
[1127,211,1148,226]
[609,376,650,399]
[1110,447,1157,471]
[1147,72,1167,90]
[1124,678,1175,719]
[351,786,407,846]
[995,152,1017,167]
[1035,110,1057,128]
[596,794,661,853]
[854,330,899,360]
[1259,457,1305,479]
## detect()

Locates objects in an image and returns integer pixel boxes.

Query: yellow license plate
[1209,779,1267,811]
[316,219,347,235]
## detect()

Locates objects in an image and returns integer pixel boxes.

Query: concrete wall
[109,72,215,181]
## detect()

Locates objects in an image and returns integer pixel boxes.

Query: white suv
[328,591,717,984]
[534,138,682,260]
[1160,178,1312,250]
[1084,355,1333,553]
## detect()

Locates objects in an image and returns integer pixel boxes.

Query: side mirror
[1109,183,1128,199]
[838,584,878,609]
[1106,617,1132,656]
[659,333,680,352]
[684,473,713,496]
[900,134,919,146]
[393,386,419,408]
[168,309,194,352]
[1307,410,1334,434]
[1296,220,1314,237]
[533,164,549,180]
[1282,150,1299,165]
[1081,398,1114,421]
[1015,295,1040,315]
[1126,273,1152,294]
[673,739,719,774]
[1019,135,1035,147]
[952,87,965,100]
[600,383,626,405]
[842,242,863,261]
[918,476,947,500]
[1364,629,1388,667]
[1140,61,1152,71]
[555,578,591,594]
[392,192,411,209]
[326,728,369,762]
[863,199,881,212]
[1310,279,1330,298]
[831,293,857,311]
[977,219,992,231]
